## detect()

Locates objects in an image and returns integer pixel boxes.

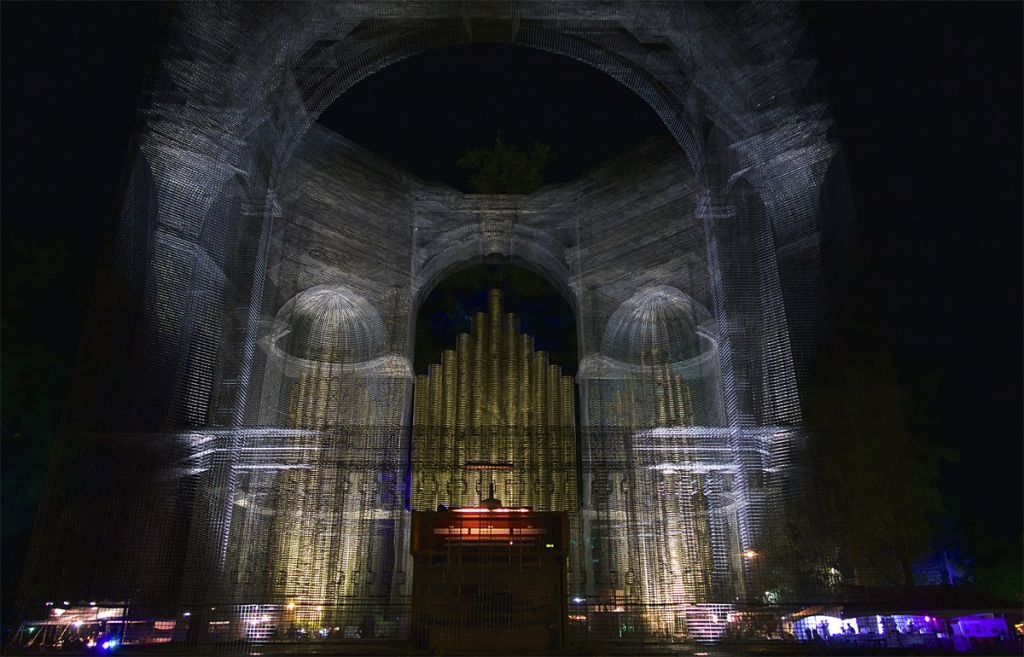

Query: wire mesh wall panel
[14,2,853,653]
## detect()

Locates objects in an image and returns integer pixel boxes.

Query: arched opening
[408,261,582,650]
[317,43,673,190]
[413,261,577,376]
[410,262,579,507]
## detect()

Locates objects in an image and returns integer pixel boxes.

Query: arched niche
[411,260,577,377]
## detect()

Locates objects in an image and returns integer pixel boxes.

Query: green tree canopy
[457,134,552,194]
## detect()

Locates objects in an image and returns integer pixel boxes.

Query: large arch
[410,254,580,371]
[146,1,822,228]
[286,24,704,180]
[123,2,833,435]
[412,259,579,374]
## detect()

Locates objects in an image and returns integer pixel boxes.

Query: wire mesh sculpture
[15,2,850,651]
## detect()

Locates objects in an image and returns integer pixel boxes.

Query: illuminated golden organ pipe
[411,289,576,514]
[472,312,486,429]
[578,286,744,637]
[585,351,715,633]
[218,285,410,629]
[268,353,396,621]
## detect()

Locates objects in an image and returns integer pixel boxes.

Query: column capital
[694,189,736,222]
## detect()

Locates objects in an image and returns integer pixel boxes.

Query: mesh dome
[600,286,704,364]
[279,285,387,363]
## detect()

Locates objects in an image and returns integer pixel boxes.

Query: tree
[457,134,551,194]
[804,350,951,588]
[799,254,956,590]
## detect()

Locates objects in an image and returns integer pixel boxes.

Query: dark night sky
[318,42,672,189]
[413,264,578,376]
[2,1,1021,626]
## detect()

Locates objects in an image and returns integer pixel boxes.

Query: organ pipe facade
[412,289,577,515]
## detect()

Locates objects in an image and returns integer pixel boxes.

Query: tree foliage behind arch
[457,134,552,194]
